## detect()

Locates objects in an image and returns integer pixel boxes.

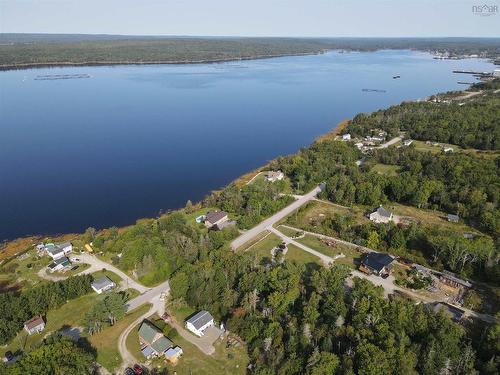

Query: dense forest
[345,94,500,150]
[0,334,97,375]
[169,247,500,374]
[1,35,499,69]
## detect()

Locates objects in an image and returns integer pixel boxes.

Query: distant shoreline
[0,51,327,72]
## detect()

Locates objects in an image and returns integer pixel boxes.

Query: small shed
[165,346,183,364]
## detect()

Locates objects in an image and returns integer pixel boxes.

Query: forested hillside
[1,35,499,69]
[345,94,500,150]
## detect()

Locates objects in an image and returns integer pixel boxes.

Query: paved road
[377,136,402,149]
[126,280,170,312]
[231,184,324,250]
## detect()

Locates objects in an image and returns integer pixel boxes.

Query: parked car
[133,364,144,374]
[125,368,135,375]
[4,351,13,362]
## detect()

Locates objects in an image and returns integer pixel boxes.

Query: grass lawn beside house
[88,304,151,372]
[0,293,99,358]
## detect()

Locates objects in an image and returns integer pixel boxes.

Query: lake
[0,50,495,240]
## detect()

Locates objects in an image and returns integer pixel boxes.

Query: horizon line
[1,32,500,39]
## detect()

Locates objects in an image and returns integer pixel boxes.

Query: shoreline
[2,48,496,72]
[0,70,488,252]
[0,50,328,72]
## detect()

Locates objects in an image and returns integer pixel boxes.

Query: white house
[44,242,73,260]
[264,171,284,182]
[403,139,413,146]
[48,256,71,273]
[369,206,394,224]
[185,310,215,337]
[342,133,351,141]
[91,276,116,294]
[24,316,45,335]
[443,147,454,153]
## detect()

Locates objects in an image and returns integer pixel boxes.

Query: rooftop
[374,206,392,218]
[24,315,44,330]
[205,211,228,224]
[91,276,115,290]
[362,252,394,273]
[186,310,214,330]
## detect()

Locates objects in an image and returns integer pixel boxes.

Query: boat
[393,75,401,79]
[362,88,387,93]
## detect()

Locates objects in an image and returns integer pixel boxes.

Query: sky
[1,0,499,37]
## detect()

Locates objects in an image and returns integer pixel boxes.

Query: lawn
[285,200,368,232]
[285,244,322,266]
[412,140,457,154]
[372,163,400,176]
[390,202,479,233]
[275,225,303,238]
[165,330,248,375]
[88,304,151,372]
[296,235,360,268]
[235,230,271,252]
[245,233,283,263]
[0,293,99,358]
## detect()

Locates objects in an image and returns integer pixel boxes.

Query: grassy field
[285,200,368,231]
[390,202,479,233]
[0,249,48,290]
[411,140,499,159]
[296,235,360,268]
[166,330,248,375]
[371,163,401,176]
[88,304,151,372]
[285,244,322,266]
[0,293,99,358]
[245,233,283,263]
[236,230,271,252]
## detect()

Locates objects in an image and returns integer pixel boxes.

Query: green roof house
[138,321,173,358]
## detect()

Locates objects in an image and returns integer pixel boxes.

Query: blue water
[0,50,495,240]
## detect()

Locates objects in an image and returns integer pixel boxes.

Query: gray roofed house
[360,252,394,276]
[369,205,394,224]
[447,214,459,223]
[204,211,229,228]
[91,276,116,294]
[185,310,215,337]
[138,321,173,358]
